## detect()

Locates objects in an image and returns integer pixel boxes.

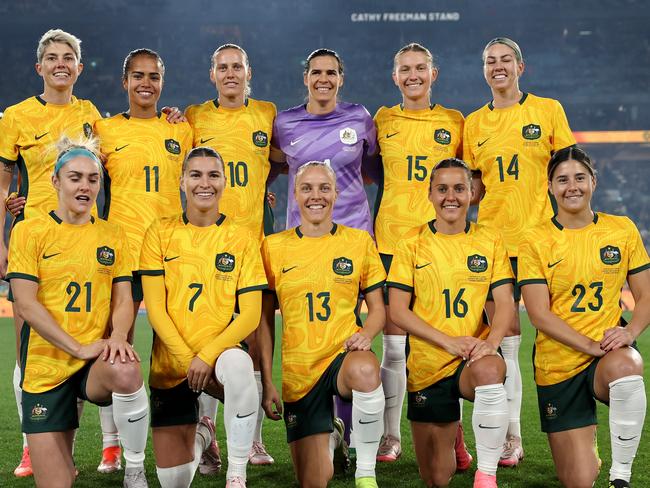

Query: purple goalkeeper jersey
[272,102,378,233]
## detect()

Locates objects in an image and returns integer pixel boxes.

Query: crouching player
[388,158,514,488]
[139,147,266,488]
[519,147,649,488]
[7,136,149,488]
[258,161,386,488]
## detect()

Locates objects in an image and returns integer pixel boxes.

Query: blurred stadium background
[1,0,648,235]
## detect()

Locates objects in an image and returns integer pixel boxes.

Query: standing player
[6,136,149,488]
[0,29,101,478]
[185,43,276,469]
[271,48,378,446]
[519,147,649,488]
[93,47,193,476]
[140,147,267,488]
[388,158,514,488]
[463,37,576,466]
[373,42,469,466]
[259,161,386,488]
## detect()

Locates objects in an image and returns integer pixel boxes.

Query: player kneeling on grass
[140,147,267,488]
[387,158,514,488]
[258,161,386,488]
[519,147,650,488]
[7,136,149,488]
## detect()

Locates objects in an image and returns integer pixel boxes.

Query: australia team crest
[332,257,353,276]
[339,127,357,145]
[216,252,235,272]
[83,122,93,138]
[600,245,621,265]
[522,123,541,140]
[467,254,488,273]
[165,138,181,155]
[252,130,268,147]
[434,128,451,145]
[97,246,115,266]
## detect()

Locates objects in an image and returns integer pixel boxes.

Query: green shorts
[536,359,602,433]
[284,353,348,443]
[407,360,467,423]
[131,272,143,302]
[487,257,520,302]
[379,253,393,304]
[22,361,110,434]
[150,380,203,428]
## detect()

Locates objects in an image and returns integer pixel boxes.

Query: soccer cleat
[248,441,274,465]
[97,445,122,473]
[608,480,631,488]
[455,423,473,471]
[355,476,379,488]
[332,417,351,474]
[123,467,148,488]
[498,434,524,467]
[198,416,221,475]
[225,476,247,488]
[473,470,498,488]
[14,447,33,477]
[376,434,402,462]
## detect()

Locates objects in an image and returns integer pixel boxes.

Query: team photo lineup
[0,23,648,488]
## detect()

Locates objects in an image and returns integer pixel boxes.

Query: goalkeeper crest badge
[165,138,181,155]
[97,246,115,266]
[339,127,357,145]
[216,252,235,272]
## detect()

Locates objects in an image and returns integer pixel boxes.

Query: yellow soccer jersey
[518,213,650,386]
[95,113,193,270]
[185,98,276,242]
[463,93,575,257]
[387,221,513,391]
[0,96,101,220]
[6,212,131,393]
[374,103,464,255]
[140,213,267,389]
[262,224,385,402]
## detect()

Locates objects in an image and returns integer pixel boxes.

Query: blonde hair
[53,134,102,179]
[482,37,523,63]
[294,161,337,192]
[393,42,436,70]
[37,29,82,63]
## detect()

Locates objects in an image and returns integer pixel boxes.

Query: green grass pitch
[0,314,647,487]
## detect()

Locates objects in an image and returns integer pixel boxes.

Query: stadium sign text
[351,12,460,22]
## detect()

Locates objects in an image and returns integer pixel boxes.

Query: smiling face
[52,156,100,215]
[182,155,226,213]
[393,50,437,104]
[36,42,83,92]
[294,165,337,226]
[211,47,250,101]
[304,55,343,107]
[429,167,472,225]
[123,54,163,112]
[483,42,524,93]
[549,159,596,215]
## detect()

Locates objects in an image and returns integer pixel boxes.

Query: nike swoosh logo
[384,395,396,400]
[290,138,304,146]
[478,138,489,147]
[282,266,297,273]
[617,435,638,441]
[359,419,379,425]
[236,411,256,419]
[415,263,431,269]
[164,256,180,262]
[386,132,399,139]
[43,252,61,259]
[199,137,215,144]
[35,132,49,140]
[478,424,500,429]
[127,414,147,423]
[115,144,129,152]
[547,259,563,268]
